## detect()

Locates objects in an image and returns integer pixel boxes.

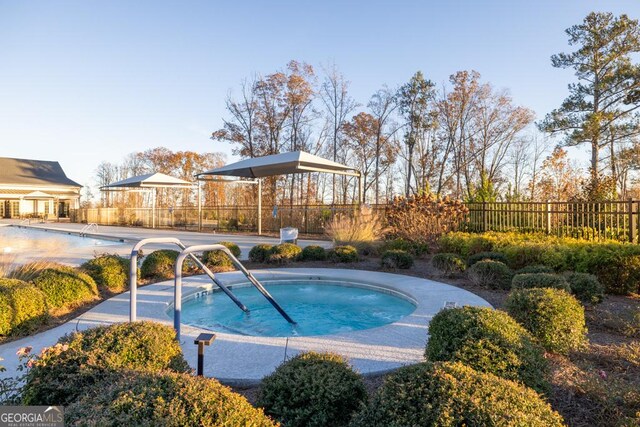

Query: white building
[0,157,81,219]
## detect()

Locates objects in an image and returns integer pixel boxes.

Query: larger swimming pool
[0,225,121,251]
[177,280,417,337]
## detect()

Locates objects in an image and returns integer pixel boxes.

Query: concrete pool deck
[0,219,330,264]
[0,268,491,384]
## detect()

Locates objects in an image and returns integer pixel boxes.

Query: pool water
[178,280,416,337]
[0,225,120,250]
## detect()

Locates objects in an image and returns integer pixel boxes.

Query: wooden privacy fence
[71,200,640,242]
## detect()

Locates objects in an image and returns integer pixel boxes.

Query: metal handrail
[174,244,296,341]
[80,223,98,236]
[129,238,248,324]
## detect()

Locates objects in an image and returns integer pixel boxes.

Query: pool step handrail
[174,244,296,341]
[129,237,248,324]
[80,223,98,236]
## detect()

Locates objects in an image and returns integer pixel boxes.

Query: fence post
[628,198,637,243]
[482,201,487,232]
[546,200,551,235]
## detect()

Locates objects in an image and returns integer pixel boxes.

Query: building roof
[0,157,82,188]
[101,172,194,189]
[196,151,359,179]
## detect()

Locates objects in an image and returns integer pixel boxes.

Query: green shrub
[564,271,605,304]
[140,249,179,280]
[425,306,548,393]
[431,253,466,276]
[267,243,302,264]
[0,278,48,336]
[381,238,429,256]
[466,251,508,267]
[381,250,414,269]
[249,244,274,263]
[351,362,564,427]
[81,254,130,293]
[466,260,513,290]
[438,233,495,256]
[327,245,359,263]
[66,371,277,426]
[202,241,242,270]
[576,250,640,295]
[511,273,571,292]
[257,352,366,427]
[301,245,327,261]
[32,266,98,310]
[22,321,189,406]
[517,264,555,274]
[506,288,587,355]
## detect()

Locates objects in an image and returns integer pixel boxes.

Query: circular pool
[177,280,416,337]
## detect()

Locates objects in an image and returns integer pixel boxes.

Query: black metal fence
[71,200,640,242]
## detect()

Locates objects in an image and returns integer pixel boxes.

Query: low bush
[381,238,429,256]
[517,264,555,274]
[81,254,130,293]
[0,278,48,336]
[300,245,327,261]
[511,273,571,292]
[267,243,302,264]
[381,250,414,269]
[249,244,274,263]
[22,321,189,406]
[140,249,179,280]
[32,265,98,311]
[351,362,564,427]
[506,288,587,355]
[66,371,277,426]
[466,251,508,267]
[564,271,605,304]
[466,260,513,290]
[257,352,366,427]
[425,306,548,393]
[437,233,494,256]
[202,241,242,270]
[575,249,640,295]
[327,245,359,263]
[431,253,466,276]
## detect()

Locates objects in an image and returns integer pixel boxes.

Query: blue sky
[1,1,640,190]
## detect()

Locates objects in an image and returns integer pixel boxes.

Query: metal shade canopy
[100,172,194,228]
[195,151,361,235]
[196,151,359,179]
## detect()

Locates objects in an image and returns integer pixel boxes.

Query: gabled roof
[101,172,193,189]
[196,151,359,179]
[0,157,81,187]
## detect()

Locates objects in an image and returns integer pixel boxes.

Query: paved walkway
[0,268,491,384]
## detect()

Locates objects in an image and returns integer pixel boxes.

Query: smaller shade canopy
[101,172,193,189]
[196,151,359,179]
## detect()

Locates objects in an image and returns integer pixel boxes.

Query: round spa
[176,280,417,337]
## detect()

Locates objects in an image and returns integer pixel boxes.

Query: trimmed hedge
[81,254,130,293]
[517,264,555,274]
[381,250,414,269]
[506,288,587,355]
[249,244,274,263]
[140,249,179,280]
[431,253,466,276]
[351,362,564,427]
[267,243,302,263]
[466,260,513,290]
[575,250,640,295]
[0,278,48,336]
[327,245,359,263]
[257,352,366,427]
[425,306,548,393]
[466,251,508,267]
[511,273,571,292]
[22,321,189,406]
[32,265,98,310]
[301,245,327,261]
[66,371,277,426]
[202,241,242,270]
[564,271,605,304]
[381,238,429,256]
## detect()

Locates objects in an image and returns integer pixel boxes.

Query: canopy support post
[197,181,202,231]
[257,178,262,235]
[151,188,156,229]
